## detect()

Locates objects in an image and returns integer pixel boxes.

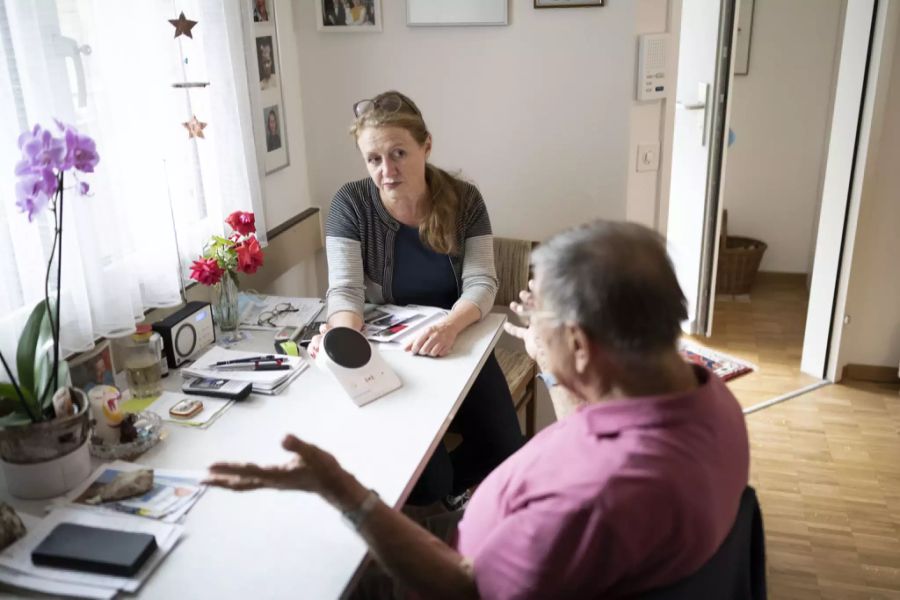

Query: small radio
[152,301,216,369]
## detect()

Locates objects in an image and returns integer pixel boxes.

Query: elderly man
[205,221,750,599]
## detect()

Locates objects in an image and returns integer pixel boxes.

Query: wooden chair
[493,237,538,438]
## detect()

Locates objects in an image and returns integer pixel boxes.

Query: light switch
[636,143,660,172]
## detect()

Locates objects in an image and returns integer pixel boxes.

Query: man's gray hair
[531,221,688,353]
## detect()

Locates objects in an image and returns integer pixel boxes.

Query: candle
[87,385,123,444]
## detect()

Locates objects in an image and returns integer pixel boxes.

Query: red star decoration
[182,115,207,139]
[169,12,198,39]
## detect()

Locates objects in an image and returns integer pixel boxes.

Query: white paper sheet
[146,391,234,427]
[0,507,183,593]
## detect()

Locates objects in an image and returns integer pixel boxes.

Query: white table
[1,315,506,599]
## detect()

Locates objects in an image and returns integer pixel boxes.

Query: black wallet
[32,523,158,577]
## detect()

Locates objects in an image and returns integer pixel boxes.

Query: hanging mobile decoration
[169,10,208,139]
[168,12,198,39]
[182,116,207,139]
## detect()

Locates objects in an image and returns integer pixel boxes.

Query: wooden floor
[691,272,821,409]
[691,272,900,597]
[749,380,900,599]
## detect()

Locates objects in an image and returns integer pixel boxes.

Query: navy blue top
[391,224,459,310]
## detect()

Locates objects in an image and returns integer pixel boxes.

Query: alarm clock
[316,327,401,406]
[152,301,216,369]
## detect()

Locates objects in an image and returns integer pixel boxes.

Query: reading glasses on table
[257,302,300,327]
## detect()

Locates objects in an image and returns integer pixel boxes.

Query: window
[0,0,264,357]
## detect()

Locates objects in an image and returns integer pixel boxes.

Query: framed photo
[534,0,604,7]
[255,35,279,91]
[316,0,382,32]
[67,340,116,394]
[407,0,508,27]
[251,0,271,22]
[263,105,283,152]
[734,0,755,75]
[245,2,289,174]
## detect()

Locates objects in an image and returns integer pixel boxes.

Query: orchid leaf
[0,383,25,411]
[33,297,62,414]
[0,409,32,427]
[15,301,47,402]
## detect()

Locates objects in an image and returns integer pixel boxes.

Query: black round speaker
[323,327,372,369]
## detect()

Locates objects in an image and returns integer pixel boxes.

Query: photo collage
[251,0,289,173]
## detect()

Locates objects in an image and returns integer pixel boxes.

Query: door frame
[662,0,892,381]
[695,0,738,336]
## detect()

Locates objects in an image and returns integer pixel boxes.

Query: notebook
[31,523,157,577]
[181,346,308,394]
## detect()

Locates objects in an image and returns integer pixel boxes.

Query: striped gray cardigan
[324,177,498,320]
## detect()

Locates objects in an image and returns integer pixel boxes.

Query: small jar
[123,324,164,398]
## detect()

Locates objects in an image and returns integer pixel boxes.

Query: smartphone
[169,397,204,419]
[181,377,253,400]
[274,325,301,342]
[297,320,326,347]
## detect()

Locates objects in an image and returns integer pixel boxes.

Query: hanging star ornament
[183,115,207,139]
[168,12,198,39]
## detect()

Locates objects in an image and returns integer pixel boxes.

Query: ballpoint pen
[213,362,290,371]
[211,355,279,366]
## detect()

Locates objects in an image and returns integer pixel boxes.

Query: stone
[84,469,154,505]
[0,502,26,551]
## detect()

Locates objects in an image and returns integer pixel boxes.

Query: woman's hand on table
[404,319,460,357]
[204,434,365,509]
[307,323,331,359]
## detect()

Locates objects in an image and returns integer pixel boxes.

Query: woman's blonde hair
[350,91,461,255]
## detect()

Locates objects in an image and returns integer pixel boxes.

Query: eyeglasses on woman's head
[353,92,421,118]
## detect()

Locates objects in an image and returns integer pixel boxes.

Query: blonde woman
[312,91,523,508]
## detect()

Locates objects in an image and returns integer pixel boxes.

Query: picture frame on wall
[67,340,116,394]
[317,0,383,32]
[406,0,508,27]
[247,0,289,174]
[534,0,604,7]
[734,0,755,75]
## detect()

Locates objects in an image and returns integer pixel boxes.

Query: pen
[213,363,290,371]
[212,355,279,366]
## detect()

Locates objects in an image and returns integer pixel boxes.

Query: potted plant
[0,120,99,498]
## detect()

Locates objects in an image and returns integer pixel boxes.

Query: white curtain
[0,0,264,364]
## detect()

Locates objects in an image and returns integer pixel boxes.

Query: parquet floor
[749,380,900,599]
[692,272,900,598]
[691,272,821,410]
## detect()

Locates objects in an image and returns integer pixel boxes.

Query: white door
[801,0,877,378]
[666,0,737,335]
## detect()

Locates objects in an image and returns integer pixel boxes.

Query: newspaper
[61,461,206,523]
[362,304,447,343]
[238,293,324,330]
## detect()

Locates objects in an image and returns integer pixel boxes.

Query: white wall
[722,0,843,274]
[291,0,671,242]
[836,7,900,371]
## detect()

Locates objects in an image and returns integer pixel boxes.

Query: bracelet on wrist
[342,489,380,531]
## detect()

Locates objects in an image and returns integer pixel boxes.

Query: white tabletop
[1,314,506,599]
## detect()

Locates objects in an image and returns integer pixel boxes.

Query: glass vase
[213,271,240,332]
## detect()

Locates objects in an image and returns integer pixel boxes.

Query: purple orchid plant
[0,120,99,425]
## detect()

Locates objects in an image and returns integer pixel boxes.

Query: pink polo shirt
[456,366,749,599]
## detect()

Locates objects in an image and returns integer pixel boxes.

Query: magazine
[64,462,205,523]
[362,304,447,343]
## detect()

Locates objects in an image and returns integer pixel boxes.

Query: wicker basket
[716,210,767,295]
